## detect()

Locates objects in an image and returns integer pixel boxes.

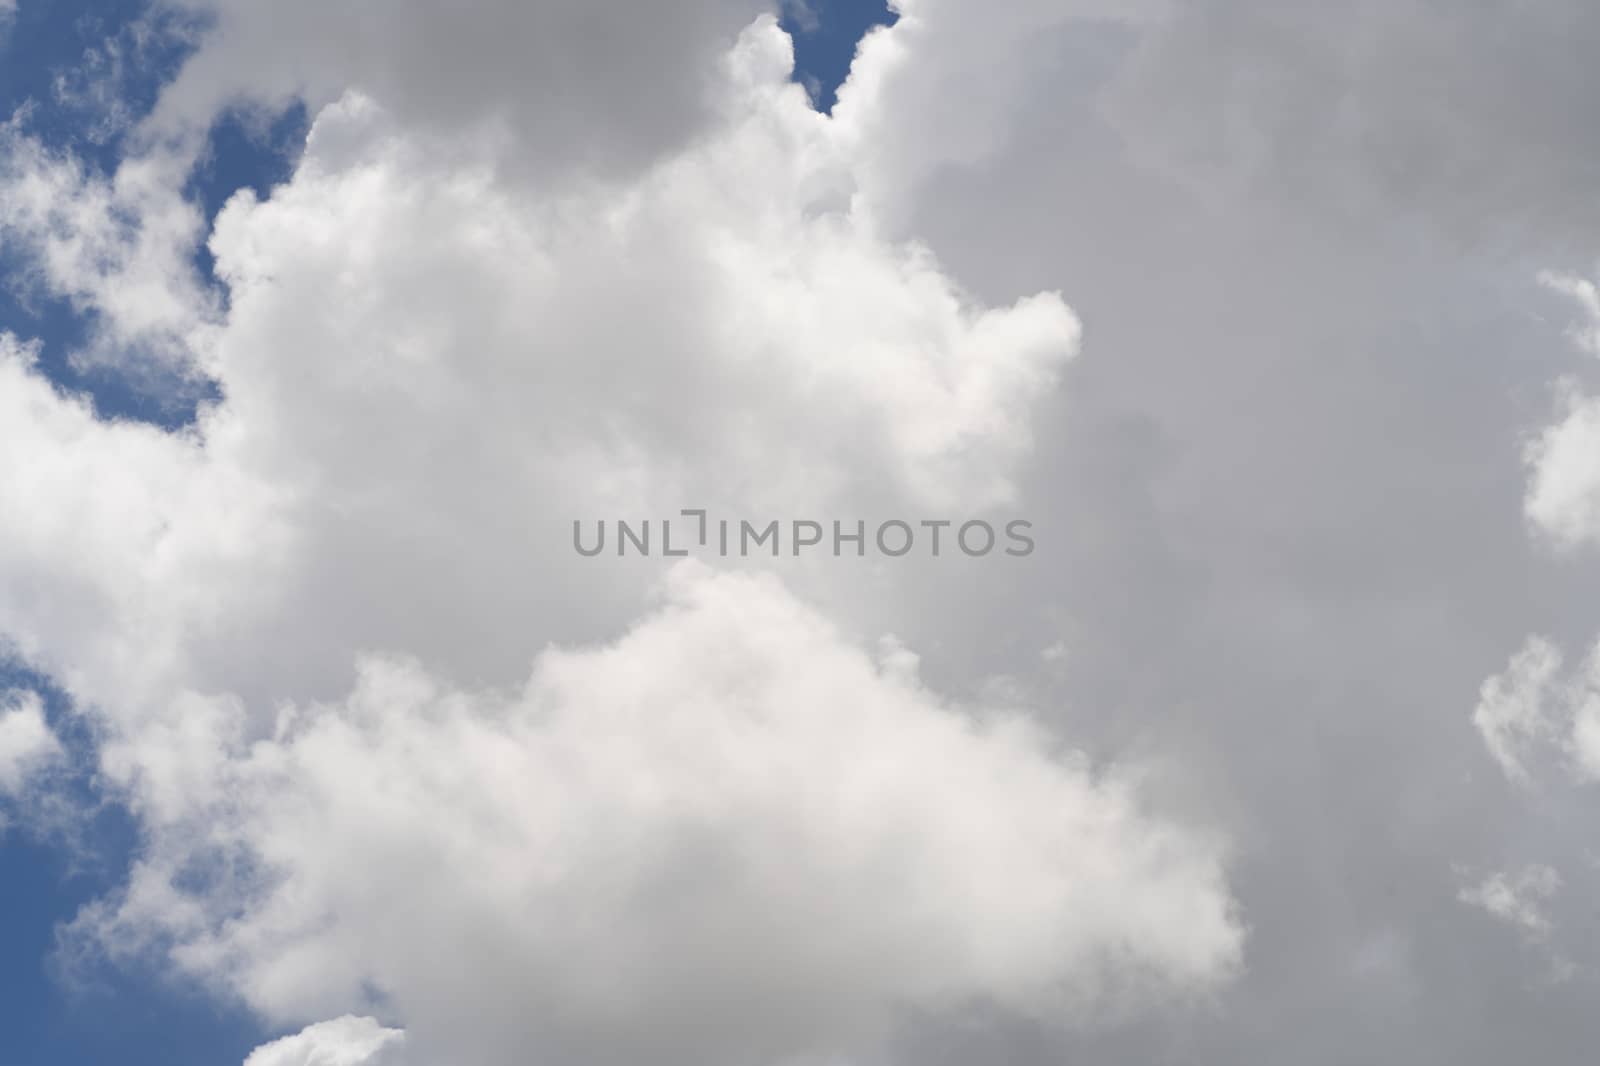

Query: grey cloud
[149,0,771,180]
[1105,0,1600,249]
[827,4,1600,1063]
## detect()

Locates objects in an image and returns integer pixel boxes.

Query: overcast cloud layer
[6,0,1600,1064]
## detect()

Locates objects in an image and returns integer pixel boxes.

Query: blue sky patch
[0,663,267,1066]
[780,0,897,113]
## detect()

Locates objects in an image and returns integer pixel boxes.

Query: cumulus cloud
[28,0,1600,1059]
[1459,865,1564,941]
[0,20,1078,722]
[242,1016,406,1066]
[85,565,1240,1066]
[1525,390,1600,550]
[0,333,282,716]
[1474,635,1600,787]
[0,12,1232,1066]
[1473,636,1568,787]
[1538,272,1600,356]
[0,689,62,795]
[1523,272,1600,550]
[829,0,1164,232]
[146,0,770,180]
[0,124,217,381]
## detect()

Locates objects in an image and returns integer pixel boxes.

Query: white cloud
[1523,272,1600,549]
[1526,388,1600,550]
[1474,635,1600,787]
[242,1016,406,1066]
[0,12,1236,1066]
[85,564,1240,1066]
[1473,636,1566,787]
[830,0,1163,234]
[1459,865,1563,940]
[0,21,1078,723]
[0,690,62,794]
[0,125,217,380]
[1538,272,1600,355]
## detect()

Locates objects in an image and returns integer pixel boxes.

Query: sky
[0,2,267,1058]
[5,2,1600,1066]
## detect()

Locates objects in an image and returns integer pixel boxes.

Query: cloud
[0,689,62,795]
[1104,0,1600,242]
[0,124,218,381]
[15,0,1600,1058]
[1473,635,1600,788]
[1473,636,1568,787]
[1522,272,1600,551]
[0,20,1077,723]
[242,1016,406,1066]
[1459,865,1564,941]
[829,0,1163,234]
[815,2,1600,1060]
[779,0,820,36]
[0,13,1233,1066]
[145,0,770,181]
[84,564,1240,1066]
[1525,391,1600,551]
[1537,272,1600,356]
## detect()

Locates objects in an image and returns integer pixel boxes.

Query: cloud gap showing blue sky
[779,0,896,113]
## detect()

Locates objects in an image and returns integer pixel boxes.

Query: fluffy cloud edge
[242,1016,406,1066]
[0,688,63,795]
[76,563,1242,1066]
